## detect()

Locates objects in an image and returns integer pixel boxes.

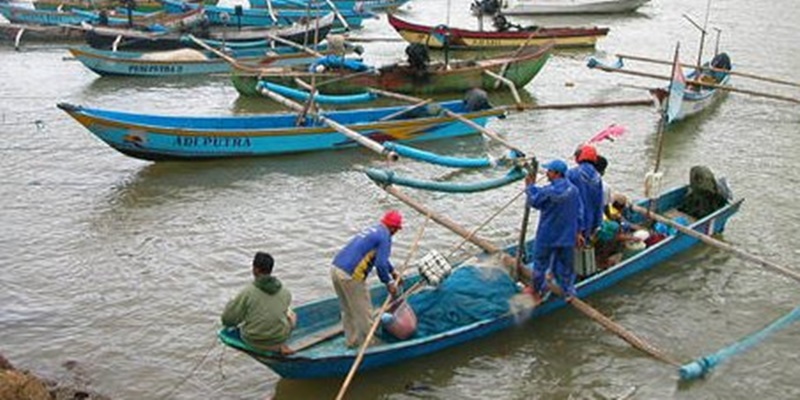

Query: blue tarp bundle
[390,266,519,339]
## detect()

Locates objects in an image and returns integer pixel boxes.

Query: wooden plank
[289,323,344,352]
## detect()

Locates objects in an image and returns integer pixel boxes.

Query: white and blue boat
[68,44,329,77]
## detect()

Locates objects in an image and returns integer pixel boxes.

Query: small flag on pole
[666,51,686,124]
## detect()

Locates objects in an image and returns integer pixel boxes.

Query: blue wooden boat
[216,186,742,379]
[68,44,326,77]
[0,3,110,25]
[160,0,375,29]
[56,100,503,161]
[82,12,333,51]
[248,0,411,12]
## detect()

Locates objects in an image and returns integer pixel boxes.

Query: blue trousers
[531,246,576,297]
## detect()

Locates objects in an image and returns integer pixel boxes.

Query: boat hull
[57,101,504,161]
[69,45,322,77]
[387,13,609,50]
[504,0,650,15]
[233,45,551,96]
[218,186,743,379]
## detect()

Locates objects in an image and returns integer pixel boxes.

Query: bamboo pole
[628,203,800,283]
[258,85,390,156]
[568,297,680,366]
[368,88,525,155]
[335,216,430,400]
[506,99,655,111]
[262,31,324,57]
[616,53,800,88]
[591,63,800,104]
[186,34,271,74]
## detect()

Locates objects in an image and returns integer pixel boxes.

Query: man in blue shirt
[567,145,604,247]
[525,159,582,301]
[331,210,402,347]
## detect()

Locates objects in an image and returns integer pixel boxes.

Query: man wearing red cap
[331,210,402,347]
[568,145,604,247]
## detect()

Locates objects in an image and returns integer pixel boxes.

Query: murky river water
[1,0,800,398]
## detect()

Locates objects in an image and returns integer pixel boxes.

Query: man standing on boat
[331,211,402,347]
[524,159,582,301]
[568,145,604,247]
[221,252,297,355]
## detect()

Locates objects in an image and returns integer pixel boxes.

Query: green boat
[231,44,552,97]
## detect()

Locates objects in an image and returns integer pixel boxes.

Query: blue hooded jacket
[566,162,604,239]
[526,177,582,250]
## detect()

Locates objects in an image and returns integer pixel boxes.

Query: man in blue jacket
[567,145,604,247]
[525,159,582,301]
[331,210,402,347]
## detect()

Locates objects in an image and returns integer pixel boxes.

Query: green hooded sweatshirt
[221,275,293,351]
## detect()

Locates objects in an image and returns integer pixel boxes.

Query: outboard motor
[406,43,430,72]
[463,88,491,111]
[471,0,501,16]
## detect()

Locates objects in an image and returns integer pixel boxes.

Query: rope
[159,333,220,400]
[446,189,524,259]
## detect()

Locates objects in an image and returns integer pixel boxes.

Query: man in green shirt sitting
[222,252,296,355]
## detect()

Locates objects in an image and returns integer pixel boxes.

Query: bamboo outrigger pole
[590,62,800,104]
[615,53,800,88]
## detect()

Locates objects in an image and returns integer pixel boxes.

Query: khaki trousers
[330,266,373,347]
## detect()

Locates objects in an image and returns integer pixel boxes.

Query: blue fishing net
[381,265,519,341]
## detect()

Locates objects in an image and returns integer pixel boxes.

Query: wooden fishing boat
[160,0,375,29]
[82,12,334,51]
[68,44,329,77]
[387,13,609,50]
[503,0,650,15]
[56,100,503,161]
[232,43,552,97]
[0,2,200,27]
[248,0,410,12]
[217,184,742,379]
[0,21,85,43]
[33,0,181,13]
[0,2,115,25]
[651,53,732,123]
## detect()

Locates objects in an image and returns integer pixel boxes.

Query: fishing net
[386,264,519,340]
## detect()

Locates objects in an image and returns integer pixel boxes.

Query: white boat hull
[504,0,649,15]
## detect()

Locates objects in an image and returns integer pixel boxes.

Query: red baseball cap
[381,210,403,229]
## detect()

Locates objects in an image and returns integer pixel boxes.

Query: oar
[616,53,800,89]
[589,62,800,104]
[379,184,679,365]
[514,160,538,280]
[335,215,430,400]
[628,203,800,283]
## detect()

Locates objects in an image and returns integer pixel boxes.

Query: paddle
[628,203,800,283]
[378,184,680,365]
[616,53,800,88]
[335,215,431,400]
[588,61,800,104]
[515,159,538,280]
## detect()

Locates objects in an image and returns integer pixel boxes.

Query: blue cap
[542,159,568,175]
